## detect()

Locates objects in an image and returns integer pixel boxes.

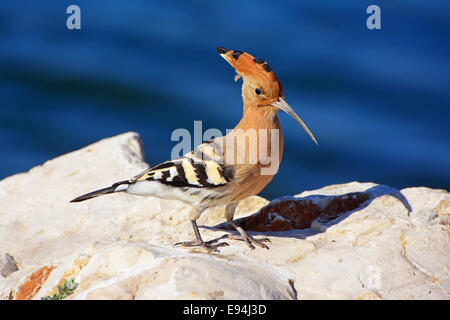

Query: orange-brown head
[216,47,318,145]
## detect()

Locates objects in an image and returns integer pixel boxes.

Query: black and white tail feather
[70,180,130,202]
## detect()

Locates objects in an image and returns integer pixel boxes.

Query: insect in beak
[271,97,319,145]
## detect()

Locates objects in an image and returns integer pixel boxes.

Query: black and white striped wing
[131,141,234,188]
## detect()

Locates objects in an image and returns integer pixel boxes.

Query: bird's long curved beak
[272,98,318,145]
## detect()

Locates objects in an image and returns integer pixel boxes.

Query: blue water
[0,1,449,199]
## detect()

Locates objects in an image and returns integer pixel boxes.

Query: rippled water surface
[1,1,449,199]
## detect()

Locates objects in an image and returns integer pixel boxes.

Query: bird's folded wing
[130,141,234,188]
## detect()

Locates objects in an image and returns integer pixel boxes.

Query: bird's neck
[235,104,281,131]
[228,104,284,172]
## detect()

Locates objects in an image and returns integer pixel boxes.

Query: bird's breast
[223,106,284,201]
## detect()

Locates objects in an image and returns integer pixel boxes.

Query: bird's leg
[174,220,229,252]
[223,202,270,250]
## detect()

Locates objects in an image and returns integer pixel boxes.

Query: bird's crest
[216,47,283,98]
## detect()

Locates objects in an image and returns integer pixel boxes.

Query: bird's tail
[70,180,129,203]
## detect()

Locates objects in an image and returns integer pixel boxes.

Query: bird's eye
[255,88,261,95]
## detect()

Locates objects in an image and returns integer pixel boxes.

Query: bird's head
[216,47,318,145]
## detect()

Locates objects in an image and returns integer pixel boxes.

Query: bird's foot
[174,235,229,252]
[224,233,270,250]
[226,220,271,250]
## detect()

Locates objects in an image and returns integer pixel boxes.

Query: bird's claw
[224,234,270,250]
[174,235,229,252]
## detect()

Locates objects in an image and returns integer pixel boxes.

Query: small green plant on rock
[41,277,79,300]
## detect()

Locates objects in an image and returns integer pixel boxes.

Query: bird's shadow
[201,184,412,240]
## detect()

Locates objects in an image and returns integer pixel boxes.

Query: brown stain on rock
[320,192,370,222]
[221,192,370,232]
[16,265,56,300]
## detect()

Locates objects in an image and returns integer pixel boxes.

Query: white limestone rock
[0,132,448,300]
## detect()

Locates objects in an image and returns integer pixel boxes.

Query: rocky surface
[0,132,448,300]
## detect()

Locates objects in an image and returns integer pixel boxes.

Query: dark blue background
[0,1,449,199]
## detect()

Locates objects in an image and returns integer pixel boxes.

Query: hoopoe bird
[71,47,318,252]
